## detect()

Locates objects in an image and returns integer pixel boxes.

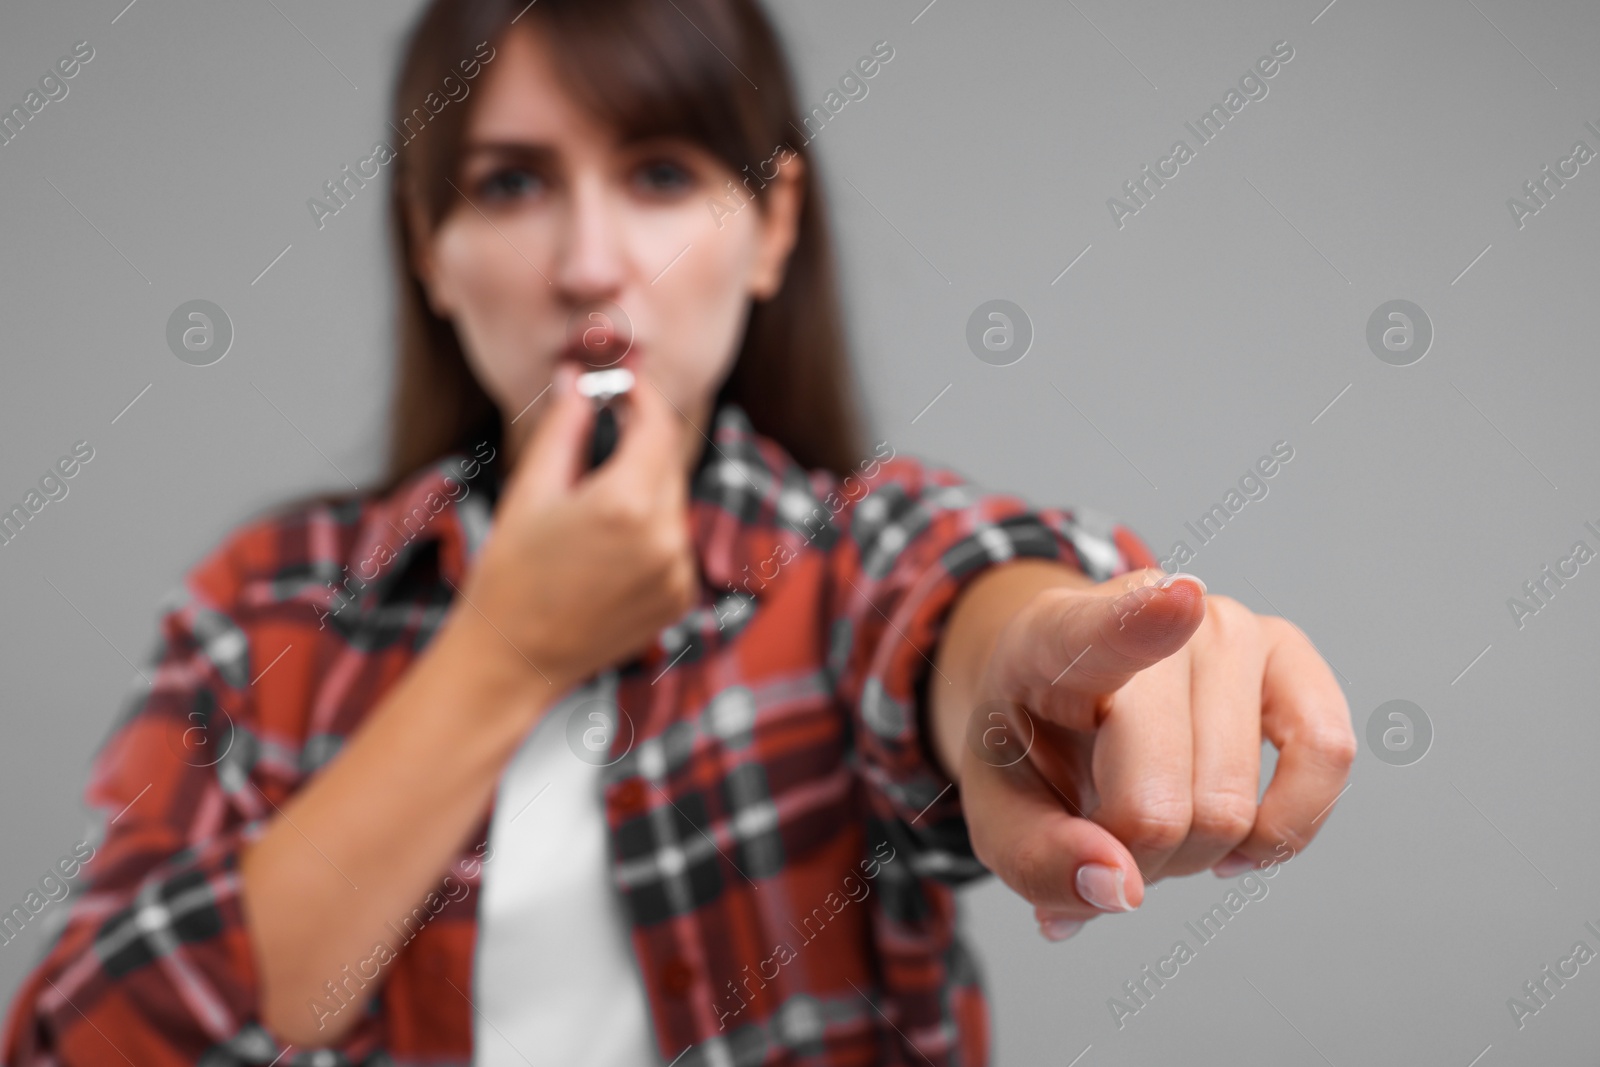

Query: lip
[559,321,639,370]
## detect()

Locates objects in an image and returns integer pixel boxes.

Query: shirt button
[660,957,695,996]
[614,778,646,813]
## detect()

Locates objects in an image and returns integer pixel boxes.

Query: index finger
[1020,570,1207,732]
[592,369,695,497]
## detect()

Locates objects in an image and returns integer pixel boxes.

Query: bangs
[528,0,772,176]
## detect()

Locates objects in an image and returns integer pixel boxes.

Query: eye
[633,157,695,196]
[477,165,544,202]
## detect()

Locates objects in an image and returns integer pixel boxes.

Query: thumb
[1031,568,1207,701]
[961,728,1144,924]
[506,363,594,507]
[599,368,692,491]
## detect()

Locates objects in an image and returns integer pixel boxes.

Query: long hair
[380,0,864,494]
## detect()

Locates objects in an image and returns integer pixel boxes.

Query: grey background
[2,0,1597,1063]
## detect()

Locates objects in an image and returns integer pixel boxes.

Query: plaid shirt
[3,403,1156,1067]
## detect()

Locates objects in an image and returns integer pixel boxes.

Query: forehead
[464,22,618,148]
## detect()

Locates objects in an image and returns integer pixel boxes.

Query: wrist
[429,598,561,724]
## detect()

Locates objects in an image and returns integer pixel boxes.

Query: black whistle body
[588,404,620,469]
[576,367,634,471]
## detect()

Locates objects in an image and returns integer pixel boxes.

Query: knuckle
[593,491,632,525]
[1257,816,1312,856]
[1006,837,1062,905]
[1189,789,1257,845]
[1262,613,1303,643]
[1211,593,1249,622]
[656,526,690,564]
[968,828,1001,877]
[644,534,672,570]
[604,490,651,527]
[667,565,696,613]
[1263,613,1317,658]
[624,499,655,529]
[1115,794,1191,854]
[1201,594,1253,637]
[655,549,691,599]
[1302,721,1359,771]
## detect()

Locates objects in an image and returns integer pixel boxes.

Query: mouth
[560,305,639,371]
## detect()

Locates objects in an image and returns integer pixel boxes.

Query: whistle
[576,367,634,469]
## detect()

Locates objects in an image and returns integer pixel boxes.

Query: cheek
[431,216,555,408]
[643,207,763,408]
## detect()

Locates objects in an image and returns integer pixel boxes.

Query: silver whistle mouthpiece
[575,367,634,404]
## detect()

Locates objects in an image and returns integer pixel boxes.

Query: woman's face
[409,22,805,465]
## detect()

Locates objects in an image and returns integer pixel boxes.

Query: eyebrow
[460,141,562,166]
[461,133,698,162]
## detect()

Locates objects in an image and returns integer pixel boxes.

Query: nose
[555,172,626,303]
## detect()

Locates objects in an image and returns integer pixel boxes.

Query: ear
[748,151,806,302]
[403,180,454,318]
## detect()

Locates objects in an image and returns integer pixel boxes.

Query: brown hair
[381,0,864,493]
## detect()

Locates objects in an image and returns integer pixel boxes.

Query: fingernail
[1075,863,1135,912]
[1156,571,1206,594]
[1039,918,1086,941]
[1211,850,1255,877]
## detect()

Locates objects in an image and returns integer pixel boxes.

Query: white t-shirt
[471,672,659,1066]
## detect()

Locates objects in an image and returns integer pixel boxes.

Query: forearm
[928,559,1095,784]
[240,608,550,1046]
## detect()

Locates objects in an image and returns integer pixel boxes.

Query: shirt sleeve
[1,533,380,1066]
[821,450,1159,886]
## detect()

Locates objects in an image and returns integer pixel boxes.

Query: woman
[2,0,1355,1064]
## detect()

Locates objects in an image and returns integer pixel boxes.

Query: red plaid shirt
[3,403,1155,1067]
